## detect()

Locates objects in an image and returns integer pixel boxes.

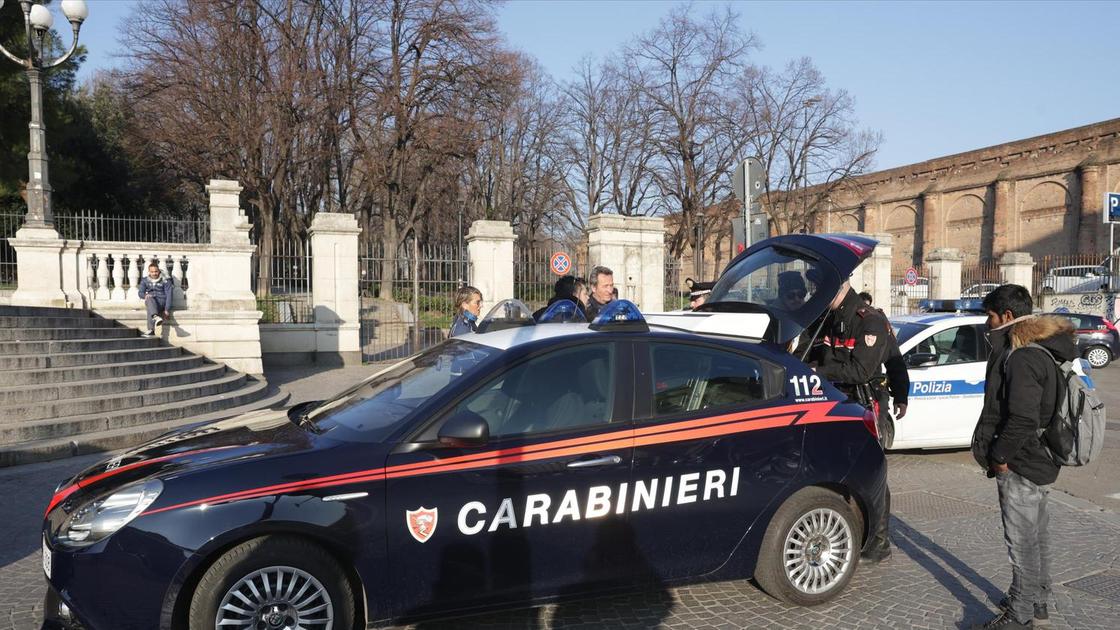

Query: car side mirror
[906,352,938,368]
[438,411,490,448]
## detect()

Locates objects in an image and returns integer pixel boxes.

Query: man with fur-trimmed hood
[971,284,1078,630]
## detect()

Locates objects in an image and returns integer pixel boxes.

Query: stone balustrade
[81,246,196,307]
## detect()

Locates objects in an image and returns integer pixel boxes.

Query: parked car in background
[1040,264,1113,294]
[961,282,1000,298]
[1047,312,1120,368]
[893,276,929,300]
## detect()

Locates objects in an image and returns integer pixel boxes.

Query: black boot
[970,610,1032,629]
[999,597,1049,625]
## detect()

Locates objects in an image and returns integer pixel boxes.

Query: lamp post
[0,0,89,231]
[800,97,820,233]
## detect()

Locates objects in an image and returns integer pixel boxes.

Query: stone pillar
[927,248,964,299]
[467,220,516,313]
[585,214,665,312]
[998,252,1035,289]
[1078,164,1102,253]
[10,227,68,308]
[207,179,251,246]
[848,233,892,306]
[992,179,1015,256]
[919,192,940,262]
[310,212,362,366]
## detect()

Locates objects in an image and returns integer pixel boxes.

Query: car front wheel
[1084,345,1112,368]
[189,535,355,630]
[754,487,862,607]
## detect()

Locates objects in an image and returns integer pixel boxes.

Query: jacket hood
[1010,315,1078,361]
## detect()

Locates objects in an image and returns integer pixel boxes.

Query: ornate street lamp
[0,0,89,231]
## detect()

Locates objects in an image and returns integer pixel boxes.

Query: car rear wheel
[754,487,862,606]
[1084,345,1112,368]
[189,535,355,630]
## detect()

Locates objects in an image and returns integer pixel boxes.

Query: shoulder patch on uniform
[865,333,878,347]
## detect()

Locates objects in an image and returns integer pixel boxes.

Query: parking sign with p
[1106,192,1120,223]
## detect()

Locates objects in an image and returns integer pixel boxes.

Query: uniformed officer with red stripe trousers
[806,279,894,564]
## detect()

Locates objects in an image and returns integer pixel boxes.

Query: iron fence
[665,258,688,311]
[1032,253,1113,298]
[359,241,468,362]
[960,260,1000,299]
[55,209,209,243]
[888,262,930,317]
[0,212,18,291]
[253,238,313,323]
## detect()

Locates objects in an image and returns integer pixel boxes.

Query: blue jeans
[145,297,167,332]
[997,469,1052,624]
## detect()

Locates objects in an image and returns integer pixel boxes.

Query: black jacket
[971,315,1077,486]
[811,289,892,388]
[532,295,588,322]
[585,296,609,321]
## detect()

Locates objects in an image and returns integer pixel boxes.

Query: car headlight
[59,479,163,546]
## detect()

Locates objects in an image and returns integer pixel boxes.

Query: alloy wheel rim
[1087,347,1109,367]
[215,566,334,629]
[783,507,853,595]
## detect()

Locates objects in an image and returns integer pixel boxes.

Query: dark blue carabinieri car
[41,234,888,630]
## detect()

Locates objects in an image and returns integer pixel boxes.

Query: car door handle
[566,455,623,469]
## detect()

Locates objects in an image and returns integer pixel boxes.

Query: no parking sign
[549,252,572,276]
[904,267,918,286]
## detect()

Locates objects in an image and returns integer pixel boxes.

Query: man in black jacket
[532,275,589,321]
[971,285,1076,629]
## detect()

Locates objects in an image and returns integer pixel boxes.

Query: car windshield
[304,340,497,443]
[892,322,930,345]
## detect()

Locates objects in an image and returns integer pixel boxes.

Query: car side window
[647,343,778,418]
[906,325,984,365]
[449,344,616,439]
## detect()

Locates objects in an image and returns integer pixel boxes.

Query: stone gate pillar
[998,252,1035,289]
[467,221,515,313]
[928,248,964,299]
[10,218,67,307]
[585,214,665,312]
[310,212,361,365]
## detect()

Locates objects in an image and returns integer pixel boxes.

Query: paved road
[4,362,1120,629]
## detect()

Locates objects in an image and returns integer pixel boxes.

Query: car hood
[46,408,316,515]
[699,233,877,344]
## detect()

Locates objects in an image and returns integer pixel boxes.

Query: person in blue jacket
[449,285,482,337]
[137,262,173,337]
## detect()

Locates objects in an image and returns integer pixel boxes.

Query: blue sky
[66,0,1120,171]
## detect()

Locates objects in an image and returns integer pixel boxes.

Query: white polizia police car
[886,312,990,450]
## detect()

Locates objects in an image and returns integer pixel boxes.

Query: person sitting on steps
[137,262,173,338]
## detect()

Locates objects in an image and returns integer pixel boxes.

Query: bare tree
[739,58,881,235]
[624,4,756,264]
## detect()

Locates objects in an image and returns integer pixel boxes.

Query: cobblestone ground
[4,453,1119,629]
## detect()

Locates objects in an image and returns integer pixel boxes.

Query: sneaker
[140,330,154,338]
[970,610,1032,629]
[860,547,892,564]
[999,597,1049,625]
[153,315,164,327]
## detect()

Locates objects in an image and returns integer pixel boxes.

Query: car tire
[1040,286,1054,295]
[1084,345,1112,368]
[188,535,355,630]
[754,487,862,607]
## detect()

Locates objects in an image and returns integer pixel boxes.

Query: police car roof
[463,313,770,351]
[891,313,987,326]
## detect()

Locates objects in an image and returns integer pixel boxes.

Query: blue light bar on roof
[589,299,649,332]
[537,299,586,324]
[918,298,985,313]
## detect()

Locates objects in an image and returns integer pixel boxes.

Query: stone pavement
[3,363,1120,629]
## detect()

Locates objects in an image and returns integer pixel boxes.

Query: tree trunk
[379,220,399,300]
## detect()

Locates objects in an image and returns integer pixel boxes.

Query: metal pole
[24,67,54,227]
[412,236,421,351]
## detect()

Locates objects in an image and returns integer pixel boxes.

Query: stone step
[0,327,135,342]
[0,364,227,405]
[0,386,290,467]
[0,315,117,329]
[0,372,247,426]
[0,305,89,318]
[0,336,160,356]
[0,355,206,386]
[0,377,274,446]
[0,346,182,370]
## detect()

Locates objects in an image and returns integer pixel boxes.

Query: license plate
[42,536,51,579]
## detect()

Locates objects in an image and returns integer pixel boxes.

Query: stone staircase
[0,305,287,467]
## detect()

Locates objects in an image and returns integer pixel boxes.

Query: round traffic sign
[549,252,572,276]
[904,267,918,286]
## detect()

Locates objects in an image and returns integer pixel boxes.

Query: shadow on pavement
[892,516,1003,629]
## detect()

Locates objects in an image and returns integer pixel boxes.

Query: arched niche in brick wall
[1018,180,1075,258]
[837,213,861,233]
[885,204,918,266]
[944,193,992,262]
